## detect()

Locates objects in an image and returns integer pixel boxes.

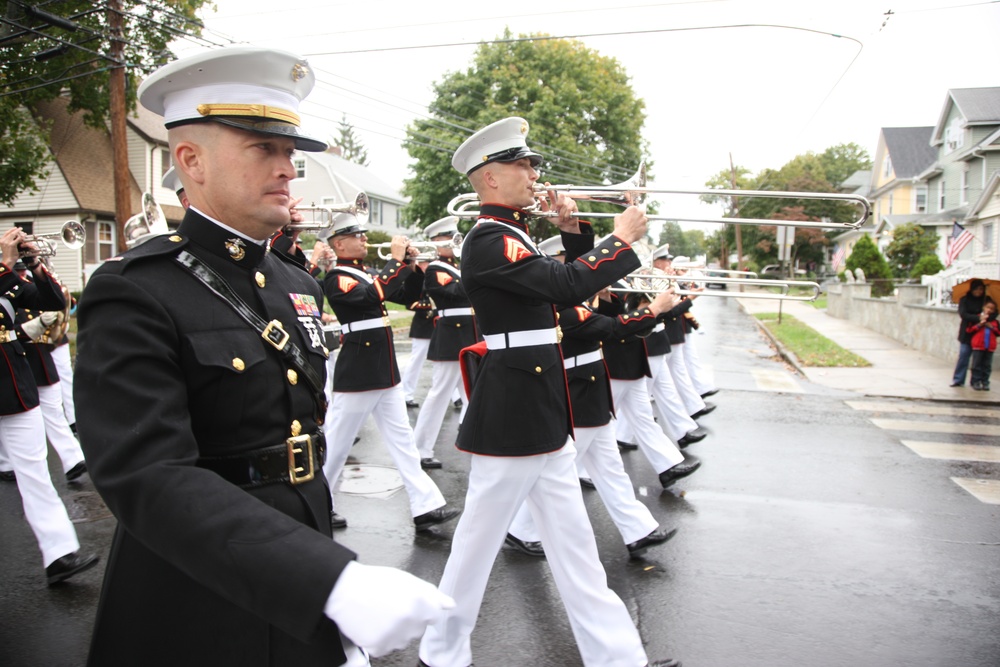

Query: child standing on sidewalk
[967,299,998,391]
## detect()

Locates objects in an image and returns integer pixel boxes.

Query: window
[160,148,171,180]
[915,186,927,213]
[370,199,382,226]
[882,155,892,178]
[983,222,994,254]
[13,221,33,235]
[85,220,115,262]
[293,158,306,179]
[938,181,946,212]
[945,118,964,153]
[960,166,969,205]
[888,193,894,215]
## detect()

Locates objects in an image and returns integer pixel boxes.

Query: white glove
[324,561,455,657]
[20,316,46,341]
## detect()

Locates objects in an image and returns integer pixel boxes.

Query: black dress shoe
[414,507,460,531]
[405,399,420,408]
[421,457,443,469]
[452,398,463,409]
[677,427,707,448]
[626,527,678,558]
[330,511,348,529]
[46,551,99,586]
[617,440,639,451]
[647,659,681,667]
[700,388,719,398]
[949,382,963,387]
[504,533,546,557]
[352,436,361,446]
[0,470,15,482]
[658,453,702,488]
[579,477,596,489]
[65,461,87,482]
[690,402,717,419]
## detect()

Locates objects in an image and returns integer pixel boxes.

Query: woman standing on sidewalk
[951,279,987,387]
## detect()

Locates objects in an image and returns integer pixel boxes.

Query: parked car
[761,264,807,279]
[704,269,728,290]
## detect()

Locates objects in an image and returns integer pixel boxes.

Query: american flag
[831,244,847,270]
[944,222,974,266]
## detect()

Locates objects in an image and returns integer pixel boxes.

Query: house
[0,97,184,291]
[289,149,412,237]
[829,168,873,271]
[867,127,939,253]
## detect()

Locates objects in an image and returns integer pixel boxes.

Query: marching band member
[411,215,479,469]
[75,47,453,666]
[401,267,436,409]
[322,215,459,531]
[418,116,680,667]
[0,228,97,585]
[669,258,719,398]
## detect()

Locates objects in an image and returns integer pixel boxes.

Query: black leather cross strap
[198,432,326,488]
[174,250,328,416]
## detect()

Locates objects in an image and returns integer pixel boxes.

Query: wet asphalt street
[2,295,998,667]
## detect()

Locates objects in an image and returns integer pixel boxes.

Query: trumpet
[124,192,169,248]
[447,162,871,230]
[285,192,369,231]
[612,270,822,301]
[19,220,87,258]
[367,232,464,261]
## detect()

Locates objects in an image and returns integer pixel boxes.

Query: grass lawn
[754,313,870,367]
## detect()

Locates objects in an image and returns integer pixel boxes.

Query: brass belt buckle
[286,434,314,485]
[262,320,290,351]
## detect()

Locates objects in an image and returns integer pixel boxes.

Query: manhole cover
[65,491,113,523]
[338,464,404,498]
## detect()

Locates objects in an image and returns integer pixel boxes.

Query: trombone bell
[286,192,370,231]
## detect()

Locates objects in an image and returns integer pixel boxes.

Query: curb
[738,301,807,376]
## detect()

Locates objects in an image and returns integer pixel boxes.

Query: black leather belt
[198,431,325,488]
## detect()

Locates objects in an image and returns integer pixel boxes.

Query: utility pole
[729,152,744,292]
[108,0,131,252]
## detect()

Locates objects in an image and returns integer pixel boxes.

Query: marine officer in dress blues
[411,215,480,469]
[322,214,459,531]
[417,117,681,667]
[74,46,453,667]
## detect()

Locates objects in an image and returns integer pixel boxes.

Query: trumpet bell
[60,220,86,250]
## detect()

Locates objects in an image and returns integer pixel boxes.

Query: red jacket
[966,318,999,352]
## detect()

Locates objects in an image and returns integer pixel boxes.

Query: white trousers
[401,337,431,402]
[51,344,76,426]
[610,378,685,475]
[413,361,468,459]
[683,332,716,395]
[647,354,698,441]
[323,385,445,518]
[38,383,84,473]
[666,344,706,416]
[419,442,648,667]
[510,423,658,545]
[0,408,79,567]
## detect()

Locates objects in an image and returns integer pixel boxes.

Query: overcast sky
[169,0,1000,227]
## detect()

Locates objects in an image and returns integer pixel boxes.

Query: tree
[0,0,210,205]
[402,29,650,235]
[846,234,894,296]
[910,254,944,280]
[333,113,369,167]
[657,221,705,259]
[884,223,939,278]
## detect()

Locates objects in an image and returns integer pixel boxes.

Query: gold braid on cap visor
[196,103,300,126]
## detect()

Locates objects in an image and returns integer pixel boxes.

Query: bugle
[367,232,463,260]
[285,192,370,230]
[447,162,871,230]
[19,220,87,257]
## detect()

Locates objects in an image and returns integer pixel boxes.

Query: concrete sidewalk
[736,296,998,404]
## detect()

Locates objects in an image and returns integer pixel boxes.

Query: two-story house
[289,149,411,237]
[868,126,938,254]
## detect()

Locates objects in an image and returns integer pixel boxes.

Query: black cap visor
[166,116,328,152]
[467,146,543,174]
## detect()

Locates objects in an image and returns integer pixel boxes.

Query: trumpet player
[411,215,480,470]
[505,235,680,561]
[322,217,460,532]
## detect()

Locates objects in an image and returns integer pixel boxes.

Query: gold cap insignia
[291,63,309,81]
[226,238,246,261]
[520,121,529,134]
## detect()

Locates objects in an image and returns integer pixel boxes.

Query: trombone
[285,192,369,231]
[19,220,87,258]
[447,162,871,230]
[612,270,822,302]
[367,232,464,261]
